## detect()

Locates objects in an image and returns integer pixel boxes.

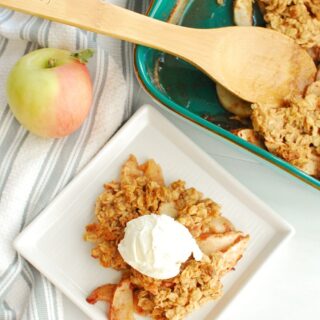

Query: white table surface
[63,88,320,320]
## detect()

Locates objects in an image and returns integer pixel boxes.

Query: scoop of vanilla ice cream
[118,214,202,279]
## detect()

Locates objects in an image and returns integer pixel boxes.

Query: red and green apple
[6,48,94,138]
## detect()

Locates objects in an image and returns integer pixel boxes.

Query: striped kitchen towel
[0,1,150,319]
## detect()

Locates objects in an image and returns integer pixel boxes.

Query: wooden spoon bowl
[0,0,316,103]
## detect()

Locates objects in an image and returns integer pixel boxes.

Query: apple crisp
[84,155,249,320]
[219,0,320,179]
[252,89,320,177]
[245,1,320,178]
[260,0,320,56]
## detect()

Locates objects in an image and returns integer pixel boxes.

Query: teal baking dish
[134,0,320,190]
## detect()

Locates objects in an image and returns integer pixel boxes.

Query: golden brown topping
[261,0,320,55]
[251,91,320,178]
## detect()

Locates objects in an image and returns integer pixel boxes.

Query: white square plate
[14,105,294,320]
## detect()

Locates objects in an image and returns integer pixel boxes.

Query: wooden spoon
[0,0,316,104]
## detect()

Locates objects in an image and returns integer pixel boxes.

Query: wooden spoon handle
[0,0,200,58]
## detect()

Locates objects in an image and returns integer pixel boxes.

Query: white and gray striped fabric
[0,1,150,319]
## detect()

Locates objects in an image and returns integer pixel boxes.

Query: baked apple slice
[197,231,245,255]
[221,235,250,273]
[109,279,134,320]
[86,284,117,304]
[207,216,235,234]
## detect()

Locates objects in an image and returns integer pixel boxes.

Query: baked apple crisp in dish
[216,0,320,179]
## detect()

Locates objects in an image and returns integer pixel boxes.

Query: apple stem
[47,58,56,68]
[71,49,94,64]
